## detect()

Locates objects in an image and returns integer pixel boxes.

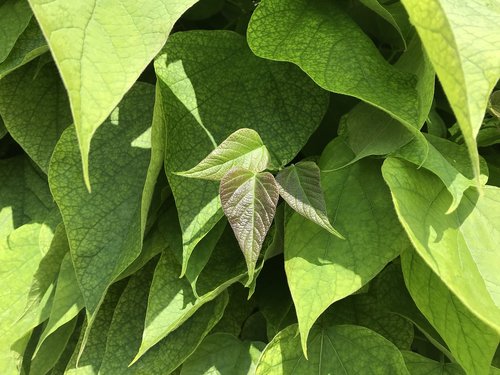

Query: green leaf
[370,263,449,356]
[402,351,465,375]
[285,138,408,353]
[97,261,228,374]
[0,61,72,173]
[156,30,328,276]
[0,224,53,375]
[401,0,500,180]
[358,0,409,48]
[401,249,499,375]
[248,0,433,130]
[382,158,500,332]
[181,333,265,375]
[0,0,32,63]
[28,0,199,187]
[392,134,489,212]
[135,247,228,361]
[35,252,84,354]
[220,167,279,281]
[0,19,48,80]
[325,293,414,350]
[48,83,159,316]
[255,324,409,374]
[65,281,127,375]
[0,117,6,139]
[276,161,342,237]
[177,128,271,181]
[30,318,77,375]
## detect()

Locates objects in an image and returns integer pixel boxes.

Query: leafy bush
[0,0,499,374]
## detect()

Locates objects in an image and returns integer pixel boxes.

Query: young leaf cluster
[0,0,499,374]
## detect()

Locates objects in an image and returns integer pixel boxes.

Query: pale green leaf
[401,249,499,375]
[28,0,199,186]
[392,134,489,212]
[255,324,409,374]
[402,351,465,375]
[248,0,433,130]
[30,318,77,375]
[285,138,408,353]
[0,0,32,63]
[0,224,53,375]
[0,117,6,139]
[181,333,265,375]
[177,128,270,181]
[382,158,500,331]
[156,30,328,276]
[276,161,342,237]
[401,0,500,180]
[220,167,279,281]
[48,83,159,315]
[0,19,48,80]
[35,252,84,354]
[0,61,72,173]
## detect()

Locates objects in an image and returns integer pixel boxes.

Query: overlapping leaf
[156,30,328,276]
[402,351,465,375]
[0,61,72,173]
[49,83,160,316]
[0,0,32,63]
[382,158,500,331]
[248,0,433,131]
[401,249,499,375]
[177,128,270,181]
[27,0,200,186]
[285,138,408,352]
[401,0,500,180]
[220,167,279,280]
[181,333,265,375]
[256,324,409,374]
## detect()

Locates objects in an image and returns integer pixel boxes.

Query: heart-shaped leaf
[219,167,279,281]
[276,161,342,238]
[177,128,270,181]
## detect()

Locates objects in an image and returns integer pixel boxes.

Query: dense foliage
[0,0,499,374]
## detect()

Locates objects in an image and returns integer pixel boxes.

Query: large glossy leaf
[28,0,199,186]
[0,19,48,79]
[177,128,270,181]
[401,249,499,375]
[181,333,265,375]
[382,158,500,332]
[401,0,500,180]
[285,138,408,353]
[0,0,32,63]
[48,83,160,316]
[156,30,328,276]
[255,324,409,374]
[392,134,489,212]
[247,0,433,130]
[276,161,342,237]
[220,167,279,280]
[97,261,228,375]
[0,61,72,173]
